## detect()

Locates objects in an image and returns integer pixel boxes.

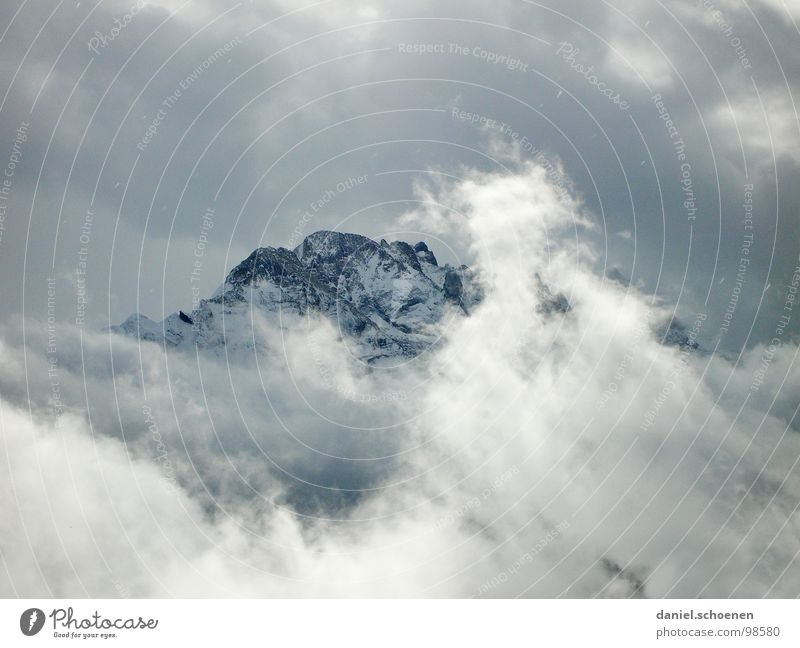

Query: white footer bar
[1,599,796,647]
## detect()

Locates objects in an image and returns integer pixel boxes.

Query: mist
[2,160,798,597]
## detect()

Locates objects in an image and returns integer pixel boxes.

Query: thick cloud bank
[2,162,799,597]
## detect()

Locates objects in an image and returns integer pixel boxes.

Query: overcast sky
[0,0,798,352]
[3,0,800,599]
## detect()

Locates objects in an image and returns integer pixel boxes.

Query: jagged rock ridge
[112,230,703,362]
[112,230,483,362]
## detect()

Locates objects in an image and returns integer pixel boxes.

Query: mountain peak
[294,230,378,264]
[110,229,699,363]
[114,231,483,363]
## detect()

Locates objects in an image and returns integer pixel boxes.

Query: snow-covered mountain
[111,230,698,362]
[112,231,486,363]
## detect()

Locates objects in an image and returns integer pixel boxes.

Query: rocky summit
[111,230,485,363]
[111,230,701,362]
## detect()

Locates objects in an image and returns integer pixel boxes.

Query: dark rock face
[600,558,647,598]
[413,241,437,266]
[657,319,700,351]
[443,270,463,301]
[215,241,378,340]
[534,274,571,315]
[606,267,631,286]
[388,240,423,273]
[179,311,194,324]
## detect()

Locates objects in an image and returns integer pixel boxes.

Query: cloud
[605,36,677,92]
[2,160,799,597]
[0,0,797,364]
[711,89,800,160]
[707,0,800,24]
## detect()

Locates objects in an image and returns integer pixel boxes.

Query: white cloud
[712,89,800,160]
[605,36,677,92]
[2,157,799,597]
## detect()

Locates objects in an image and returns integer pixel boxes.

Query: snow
[111,231,485,362]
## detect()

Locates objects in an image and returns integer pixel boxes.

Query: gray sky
[3,0,800,598]
[1,0,799,352]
